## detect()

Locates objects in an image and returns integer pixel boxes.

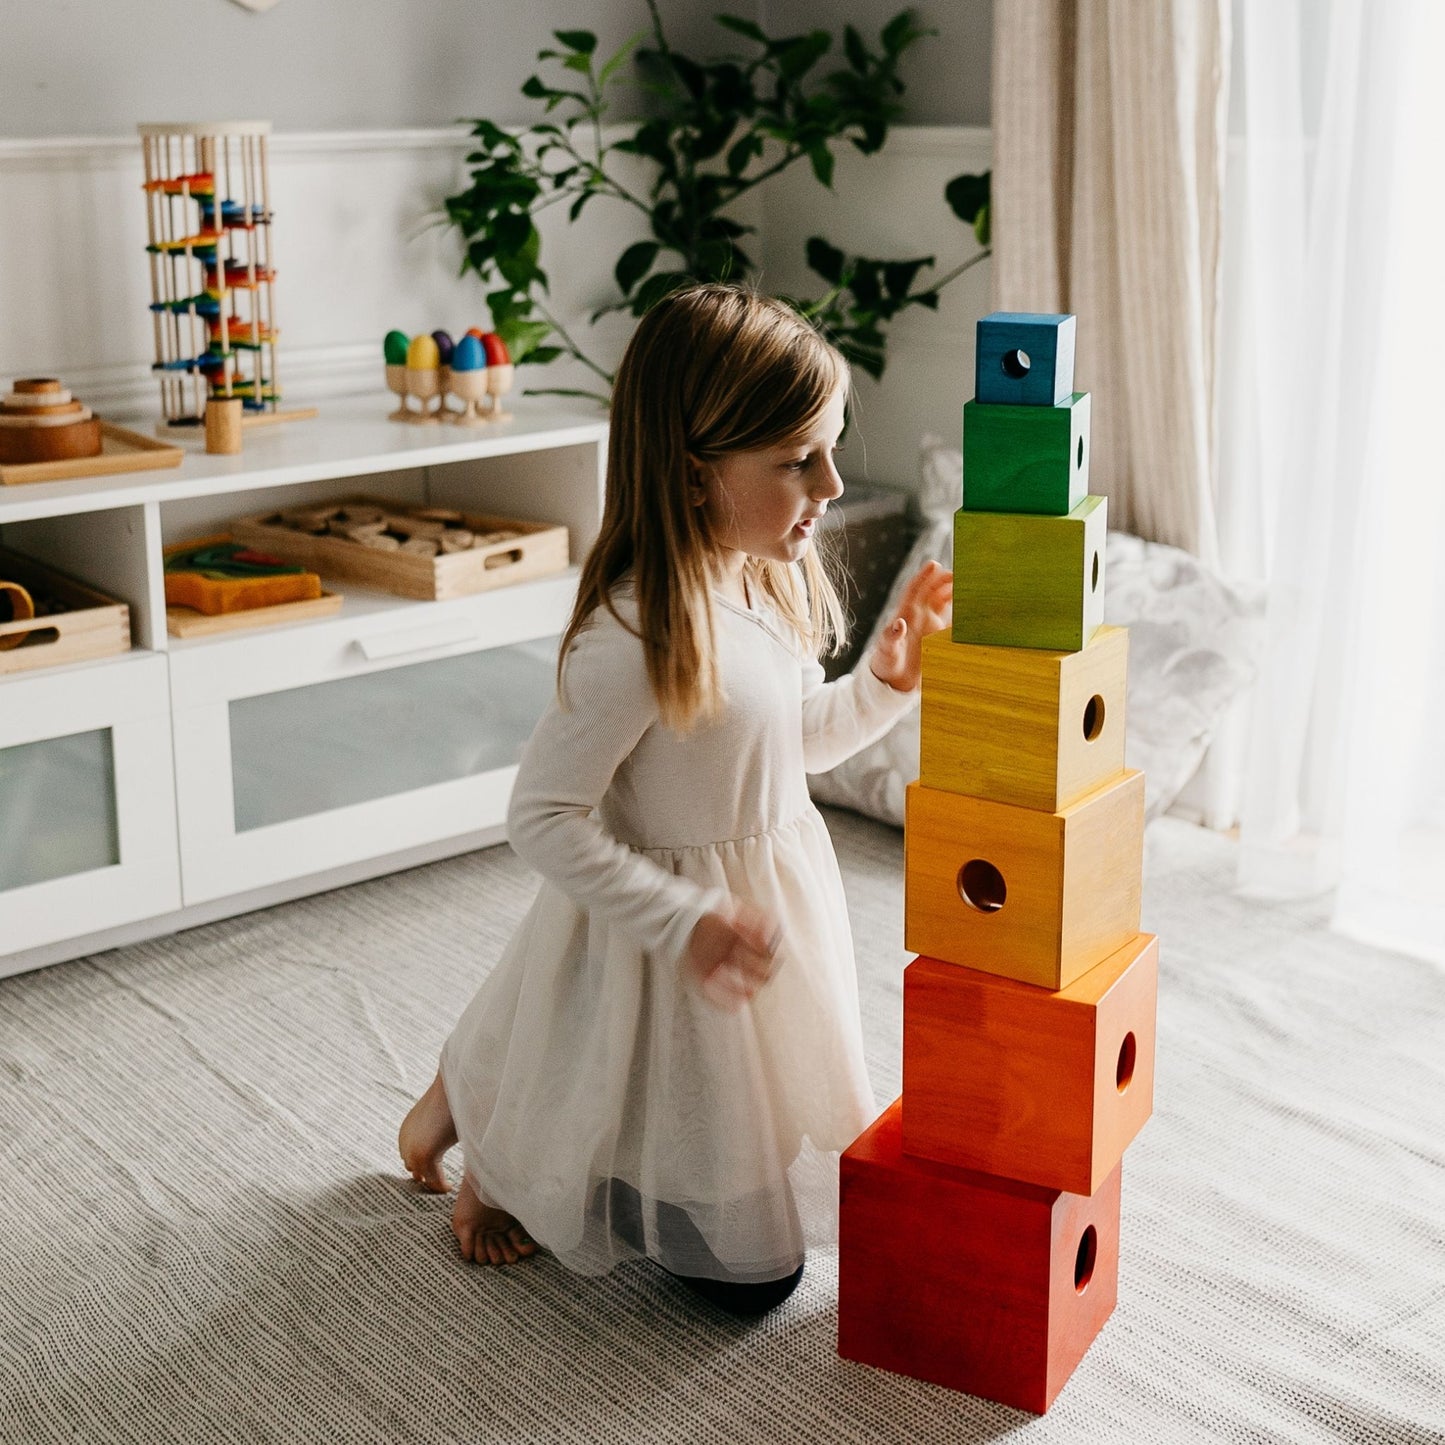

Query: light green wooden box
[952,493,1108,651]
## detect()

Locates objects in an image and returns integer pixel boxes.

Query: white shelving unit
[0,398,608,976]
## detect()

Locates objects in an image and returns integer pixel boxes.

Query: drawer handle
[355,618,477,662]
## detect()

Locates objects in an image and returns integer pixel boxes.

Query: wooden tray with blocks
[0,547,131,675]
[228,498,570,601]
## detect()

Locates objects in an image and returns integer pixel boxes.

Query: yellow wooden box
[920,625,1129,811]
[904,770,1144,990]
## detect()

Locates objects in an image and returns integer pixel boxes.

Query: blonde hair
[559,283,850,731]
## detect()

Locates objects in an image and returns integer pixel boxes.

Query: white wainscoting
[0,124,990,489]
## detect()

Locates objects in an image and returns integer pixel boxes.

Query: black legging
[664,1259,805,1317]
[601,1177,806,1317]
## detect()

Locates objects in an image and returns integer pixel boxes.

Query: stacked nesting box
[838,313,1159,1415]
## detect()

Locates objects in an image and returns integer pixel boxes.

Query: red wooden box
[838,1100,1120,1414]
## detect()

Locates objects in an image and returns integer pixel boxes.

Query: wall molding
[0,124,990,171]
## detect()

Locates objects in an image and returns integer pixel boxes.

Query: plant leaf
[714,14,767,43]
[615,239,660,294]
[553,29,597,54]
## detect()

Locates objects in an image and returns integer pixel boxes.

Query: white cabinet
[0,400,607,973]
[0,653,181,954]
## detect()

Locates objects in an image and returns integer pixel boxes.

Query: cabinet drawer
[0,655,181,956]
[172,631,561,904]
[166,571,578,709]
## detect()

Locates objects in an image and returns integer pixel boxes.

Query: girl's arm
[507,608,722,973]
[801,561,953,775]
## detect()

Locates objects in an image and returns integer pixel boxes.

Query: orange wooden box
[904,770,1144,990]
[902,933,1158,1194]
[839,1100,1120,1414]
[919,625,1128,812]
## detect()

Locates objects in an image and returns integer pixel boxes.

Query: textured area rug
[1,811,1442,1443]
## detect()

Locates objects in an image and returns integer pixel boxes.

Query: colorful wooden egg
[431,330,455,365]
[480,332,511,366]
[383,330,409,365]
[451,334,486,372]
[406,334,440,370]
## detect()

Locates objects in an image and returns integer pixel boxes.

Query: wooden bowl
[0,415,103,465]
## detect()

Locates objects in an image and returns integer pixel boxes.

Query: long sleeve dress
[439,588,917,1284]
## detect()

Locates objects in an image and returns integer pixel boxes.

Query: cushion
[808,440,1265,825]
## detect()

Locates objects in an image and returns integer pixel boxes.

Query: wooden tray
[0,421,184,486]
[0,547,131,674]
[167,590,342,638]
[230,497,570,601]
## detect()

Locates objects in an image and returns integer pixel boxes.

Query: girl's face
[700,385,846,571]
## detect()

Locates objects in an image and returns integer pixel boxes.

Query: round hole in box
[957,858,1006,913]
[1001,348,1031,380]
[1091,550,1100,593]
[1083,694,1105,742]
[1116,1032,1136,1092]
[1074,1226,1098,1293]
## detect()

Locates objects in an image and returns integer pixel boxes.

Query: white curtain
[1227,0,1445,964]
[991,0,1229,559]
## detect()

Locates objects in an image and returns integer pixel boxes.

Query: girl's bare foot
[452,1176,538,1266]
[398,1071,458,1193]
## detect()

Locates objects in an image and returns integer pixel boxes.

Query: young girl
[400,283,952,1315]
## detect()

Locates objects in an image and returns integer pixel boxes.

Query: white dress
[439,589,917,1283]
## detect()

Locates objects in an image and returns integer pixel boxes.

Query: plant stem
[534,301,615,385]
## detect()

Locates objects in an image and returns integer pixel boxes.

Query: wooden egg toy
[383,330,409,421]
[481,333,514,421]
[447,333,489,425]
[404,334,442,422]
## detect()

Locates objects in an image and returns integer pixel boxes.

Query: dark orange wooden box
[902,933,1158,1195]
[838,1100,1120,1414]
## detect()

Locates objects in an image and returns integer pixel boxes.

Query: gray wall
[1,0,990,137]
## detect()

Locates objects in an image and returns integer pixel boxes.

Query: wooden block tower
[837,312,1159,1415]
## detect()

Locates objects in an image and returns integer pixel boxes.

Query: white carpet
[1,811,1441,1443]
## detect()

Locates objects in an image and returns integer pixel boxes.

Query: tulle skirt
[439,807,876,1283]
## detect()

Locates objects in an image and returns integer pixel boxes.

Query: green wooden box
[952,493,1108,651]
[962,393,1091,515]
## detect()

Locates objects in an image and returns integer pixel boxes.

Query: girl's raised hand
[869,559,954,693]
[685,899,782,1012]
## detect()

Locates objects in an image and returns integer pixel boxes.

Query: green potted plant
[443,3,990,402]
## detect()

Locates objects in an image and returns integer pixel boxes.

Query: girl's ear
[686,453,709,506]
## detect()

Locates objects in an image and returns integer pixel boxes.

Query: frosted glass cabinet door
[173,635,560,904]
[229,638,557,832]
[0,655,181,962]
[0,730,119,891]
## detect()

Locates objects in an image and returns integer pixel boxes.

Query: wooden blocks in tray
[920,625,1127,812]
[0,547,130,675]
[904,770,1144,990]
[903,934,1158,1195]
[230,498,569,600]
[839,1100,1120,1414]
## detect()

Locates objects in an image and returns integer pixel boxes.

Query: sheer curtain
[1228,0,1445,964]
